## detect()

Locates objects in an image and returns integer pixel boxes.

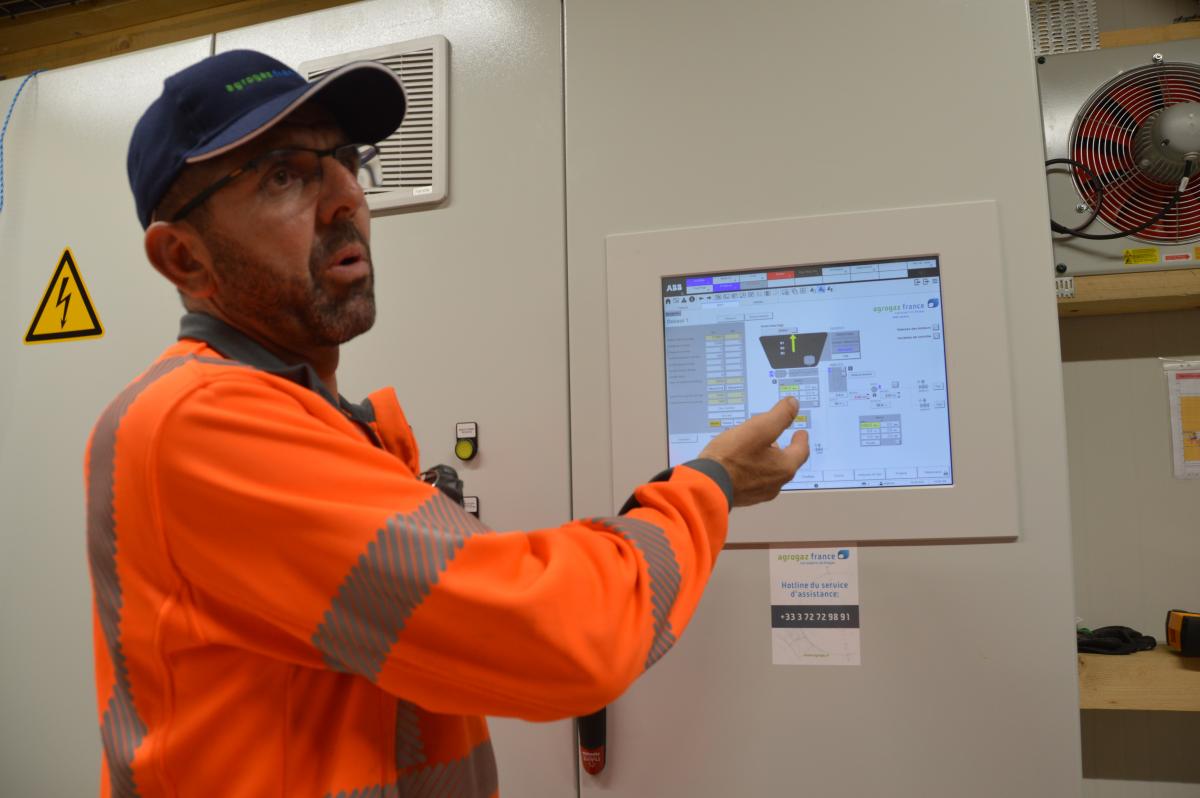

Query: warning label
[1123,247,1160,266]
[24,248,104,344]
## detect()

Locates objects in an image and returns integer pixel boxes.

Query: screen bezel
[605,201,1020,544]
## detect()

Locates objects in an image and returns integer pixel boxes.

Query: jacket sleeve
[153,374,730,721]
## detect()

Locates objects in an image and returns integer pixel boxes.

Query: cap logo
[225,68,296,93]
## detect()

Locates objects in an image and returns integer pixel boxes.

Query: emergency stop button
[455,422,478,461]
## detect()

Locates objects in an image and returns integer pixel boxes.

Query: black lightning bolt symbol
[55,276,71,328]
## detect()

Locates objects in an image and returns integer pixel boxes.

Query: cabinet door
[0,39,218,796]
[565,1,1081,797]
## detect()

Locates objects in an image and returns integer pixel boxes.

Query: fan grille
[1069,62,1200,244]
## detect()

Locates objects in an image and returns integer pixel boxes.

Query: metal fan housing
[1039,41,1200,275]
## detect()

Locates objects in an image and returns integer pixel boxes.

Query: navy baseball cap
[127,49,406,228]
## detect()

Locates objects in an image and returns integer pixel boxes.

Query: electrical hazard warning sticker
[24,248,103,344]
[1122,247,1160,266]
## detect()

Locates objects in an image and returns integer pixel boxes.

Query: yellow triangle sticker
[24,248,104,345]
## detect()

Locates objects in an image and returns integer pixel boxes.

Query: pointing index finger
[745,397,800,445]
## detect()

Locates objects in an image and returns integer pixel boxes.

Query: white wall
[1063,313,1200,637]
[1061,312,1200,798]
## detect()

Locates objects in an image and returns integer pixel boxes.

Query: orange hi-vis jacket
[85,313,733,798]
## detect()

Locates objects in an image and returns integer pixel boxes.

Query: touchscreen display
[662,257,953,490]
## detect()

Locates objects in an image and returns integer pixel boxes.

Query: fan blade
[1112,196,1137,227]
[1073,135,1123,151]
[1097,166,1136,186]
[1113,84,1153,117]
[1097,94,1138,130]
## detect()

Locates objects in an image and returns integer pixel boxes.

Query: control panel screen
[662,256,953,490]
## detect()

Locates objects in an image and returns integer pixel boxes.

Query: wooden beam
[0,1,238,58]
[1058,267,1200,317]
[1100,20,1200,49]
[0,0,359,79]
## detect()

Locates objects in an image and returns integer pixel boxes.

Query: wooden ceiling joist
[0,0,357,79]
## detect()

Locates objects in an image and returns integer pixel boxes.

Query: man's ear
[144,221,216,299]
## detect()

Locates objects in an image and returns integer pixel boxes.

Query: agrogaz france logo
[224,68,295,93]
[776,549,851,563]
[873,300,938,313]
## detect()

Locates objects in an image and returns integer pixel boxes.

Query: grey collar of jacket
[177,312,382,447]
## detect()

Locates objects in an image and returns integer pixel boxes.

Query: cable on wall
[0,70,44,215]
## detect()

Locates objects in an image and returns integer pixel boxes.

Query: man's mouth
[325,244,370,282]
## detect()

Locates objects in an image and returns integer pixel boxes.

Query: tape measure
[1165,609,1200,656]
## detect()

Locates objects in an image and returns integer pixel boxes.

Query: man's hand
[699,397,810,507]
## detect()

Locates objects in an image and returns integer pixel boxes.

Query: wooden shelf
[1057,268,1200,317]
[1100,20,1200,49]
[1079,647,1200,711]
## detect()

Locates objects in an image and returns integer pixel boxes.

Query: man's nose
[317,154,367,223]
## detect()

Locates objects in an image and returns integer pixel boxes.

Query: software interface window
[662,257,953,491]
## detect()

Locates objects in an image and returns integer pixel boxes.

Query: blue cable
[0,69,44,215]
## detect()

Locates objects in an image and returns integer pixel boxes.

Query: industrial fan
[1039,41,1200,275]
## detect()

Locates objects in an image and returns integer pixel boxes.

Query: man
[89,49,808,797]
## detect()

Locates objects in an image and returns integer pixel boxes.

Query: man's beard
[206,220,376,347]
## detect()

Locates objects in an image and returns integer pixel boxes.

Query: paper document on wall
[1165,359,1200,479]
[769,547,860,665]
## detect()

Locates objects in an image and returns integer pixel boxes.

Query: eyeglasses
[170,143,381,222]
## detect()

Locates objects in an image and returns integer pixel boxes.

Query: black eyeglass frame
[169,143,381,223]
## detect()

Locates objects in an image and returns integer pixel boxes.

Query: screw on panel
[1075,203,1089,213]
[1055,263,1068,274]
[1037,56,1046,65]
[1153,53,1164,64]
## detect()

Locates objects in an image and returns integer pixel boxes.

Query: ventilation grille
[1069,62,1200,244]
[301,36,448,211]
[1030,0,1099,56]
